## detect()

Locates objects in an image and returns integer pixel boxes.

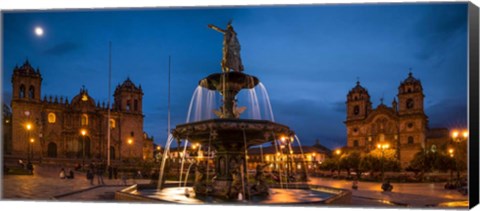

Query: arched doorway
[47,142,57,158]
[110,146,115,160]
[77,136,91,159]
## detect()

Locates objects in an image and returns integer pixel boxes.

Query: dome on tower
[347,81,370,101]
[402,72,421,84]
[114,77,143,95]
[13,59,42,78]
[399,72,423,94]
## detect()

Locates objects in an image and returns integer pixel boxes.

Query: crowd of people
[55,161,149,186]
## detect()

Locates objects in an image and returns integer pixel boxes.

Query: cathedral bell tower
[397,72,424,115]
[397,72,428,167]
[113,77,143,114]
[346,80,372,121]
[10,59,43,156]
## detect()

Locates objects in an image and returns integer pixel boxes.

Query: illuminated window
[48,113,56,123]
[82,94,88,101]
[109,119,116,128]
[81,114,88,126]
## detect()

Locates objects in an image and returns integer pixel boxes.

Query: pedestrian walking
[26,162,34,174]
[86,169,94,185]
[108,165,113,180]
[113,166,118,179]
[96,162,105,185]
[121,172,128,185]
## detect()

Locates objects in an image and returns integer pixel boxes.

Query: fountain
[115,21,351,205]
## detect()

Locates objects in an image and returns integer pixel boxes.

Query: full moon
[34,27,44,36]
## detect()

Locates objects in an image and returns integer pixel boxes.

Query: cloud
[412,5,467,61]
[332,101,346,113]
[426,98,467,129]
[43,42,80,55]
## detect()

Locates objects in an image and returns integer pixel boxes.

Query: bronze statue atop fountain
[208,21,244,73]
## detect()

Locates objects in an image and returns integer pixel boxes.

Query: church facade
[7,60,153,162]
[344,72,449,168]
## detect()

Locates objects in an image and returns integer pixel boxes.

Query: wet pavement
[1,164,469,208]
[308,177,469,207]
[2,164,150,201]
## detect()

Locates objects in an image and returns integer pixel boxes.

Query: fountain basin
[172,119,294,147]
[199,72,259,91]
[115,183,351,205]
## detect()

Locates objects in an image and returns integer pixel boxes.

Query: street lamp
[80,129,87,167]
[128,138,133,160]
[335,149,342,176]
[25,123,32,162]
[447,148,455,184]
[29,138,34,162]
[377,143,390,182]
[451,129,468,186]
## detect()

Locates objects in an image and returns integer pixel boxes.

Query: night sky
[2,3,469,150]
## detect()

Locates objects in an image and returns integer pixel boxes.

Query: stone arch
[19,84,26,98]
[29,85,35,99]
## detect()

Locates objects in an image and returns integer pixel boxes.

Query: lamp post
[335,149,341,176]
[81,129,87,167]
[377,143,390,182]
[128,138,133,161]
[25,123,32,162]
[448,148,455,183]
[451,129,468,186]
[29,138,34,162]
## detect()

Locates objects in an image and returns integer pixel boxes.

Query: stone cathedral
[5,60,154,162]
[344,72,450,168]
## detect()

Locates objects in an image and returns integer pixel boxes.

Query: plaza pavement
[2,164,150,201]
[2,164,469,208]
[308,177,469,207]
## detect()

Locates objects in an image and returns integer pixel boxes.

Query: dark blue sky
[2,3,468,150]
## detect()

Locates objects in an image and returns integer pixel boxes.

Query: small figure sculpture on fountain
[251,163,270,195]
[208,20,244,73]
[193,161,209,194]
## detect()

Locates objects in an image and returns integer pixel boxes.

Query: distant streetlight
[335,149,342,176]
[451,129,468,186]
[128,138,133,160]
[448,148,455,183]
[25,122,33,162]
[80,129,87,166]
[29,138,34,161]
[377,143,390,181]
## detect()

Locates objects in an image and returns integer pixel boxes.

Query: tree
[319,158,337,173]
[339,151,363,179]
